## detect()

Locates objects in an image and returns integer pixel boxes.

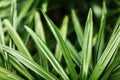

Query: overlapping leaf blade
[41,10,78,80]
[4,19,33,60]
[0,66,23,80]
[55,15,69,62]
[95,1,107,62]
[25,26,69,80]
[90,26,120,80]
[0,45,59,80]
[81,9,93,80]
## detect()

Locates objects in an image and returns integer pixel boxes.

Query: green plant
[0,0,120,80]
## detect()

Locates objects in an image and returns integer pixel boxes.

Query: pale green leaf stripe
[0,1,10,8]
[0,45,59,80]
[66,40,81,66]
[71,9,84,47]
[90,27,120,80]
[0,19,5,45]
[17,0,34,26]
[41,10,78,80]
[101,18,120,79]
[0,74,13,80]
[55,15,69,62]
[3,19,33,61]
[25,26,69,80]
[101,49,120,80]
[96,1,107,61]
[81,9,93,80]
[10,0,17,29]
[41,0,48,13]
[0,66,23,80]
[34,11,48,70]
[10,56,35,80]
[35,11,46,41]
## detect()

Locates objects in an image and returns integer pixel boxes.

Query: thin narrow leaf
[25,26,69,80]
[66,40,81,66]
[0,74,13,80]
[35,11,46,41]
[0,19,10,69]
[10,0,17,29]
[90,26,120,80]
[41,10,78,80]
[81,9,93,80]
[3,19,33,60]
[0,66,23,80]
[34,11,48,70]
[71,9,84,47]
[17,0,34,26]
[41,0,48,13]
[101,48,120,80]
[9,56,35,80]
[0,45,59,80]
[95,1,107,61]
[55,15,69,62]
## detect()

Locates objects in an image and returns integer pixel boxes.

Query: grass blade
[10,0,17,29]
[71,9,84,48]
[41,10,78,80]
[0,66,23,80]
[81,9,93,80]
[55,15,69,62]
[9,57,35,80]
[90,26,120,80]
[0,45,59,80]
[25,26,69,80]
[95,1,107,62]
[66,40,81,66]
[34,11,48,70]
[17,0,34,26]
[3,19,33,60]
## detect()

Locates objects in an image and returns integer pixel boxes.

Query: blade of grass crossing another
[0,19,10,69]
[25,26,69,80]
[55,15,69,62]
[66,40,81,66]
[0,45,59,80]
[41,10,78,80]
[3,19,33,61]
[34,11,48,70]
[81,9,93,80]
[0,66,23,80]
[90,26,120,80]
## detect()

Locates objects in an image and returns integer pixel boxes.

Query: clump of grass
[0,0,120,80]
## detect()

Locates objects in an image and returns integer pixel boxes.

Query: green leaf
[41,10,78,80]
[95,1,107,62]
[34,11,46,41]
[25,26,69,80]
[55,15,69,62]
[66,40,81,66]
[71,9,84,48]
[81,9,93,80]
[17,0,34,26]
[9,56,35,80]
[10,0,17,29]
[90,25,120,80]
[0,45,59,80]
[3,19,33,61]
[0,66,23,80]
